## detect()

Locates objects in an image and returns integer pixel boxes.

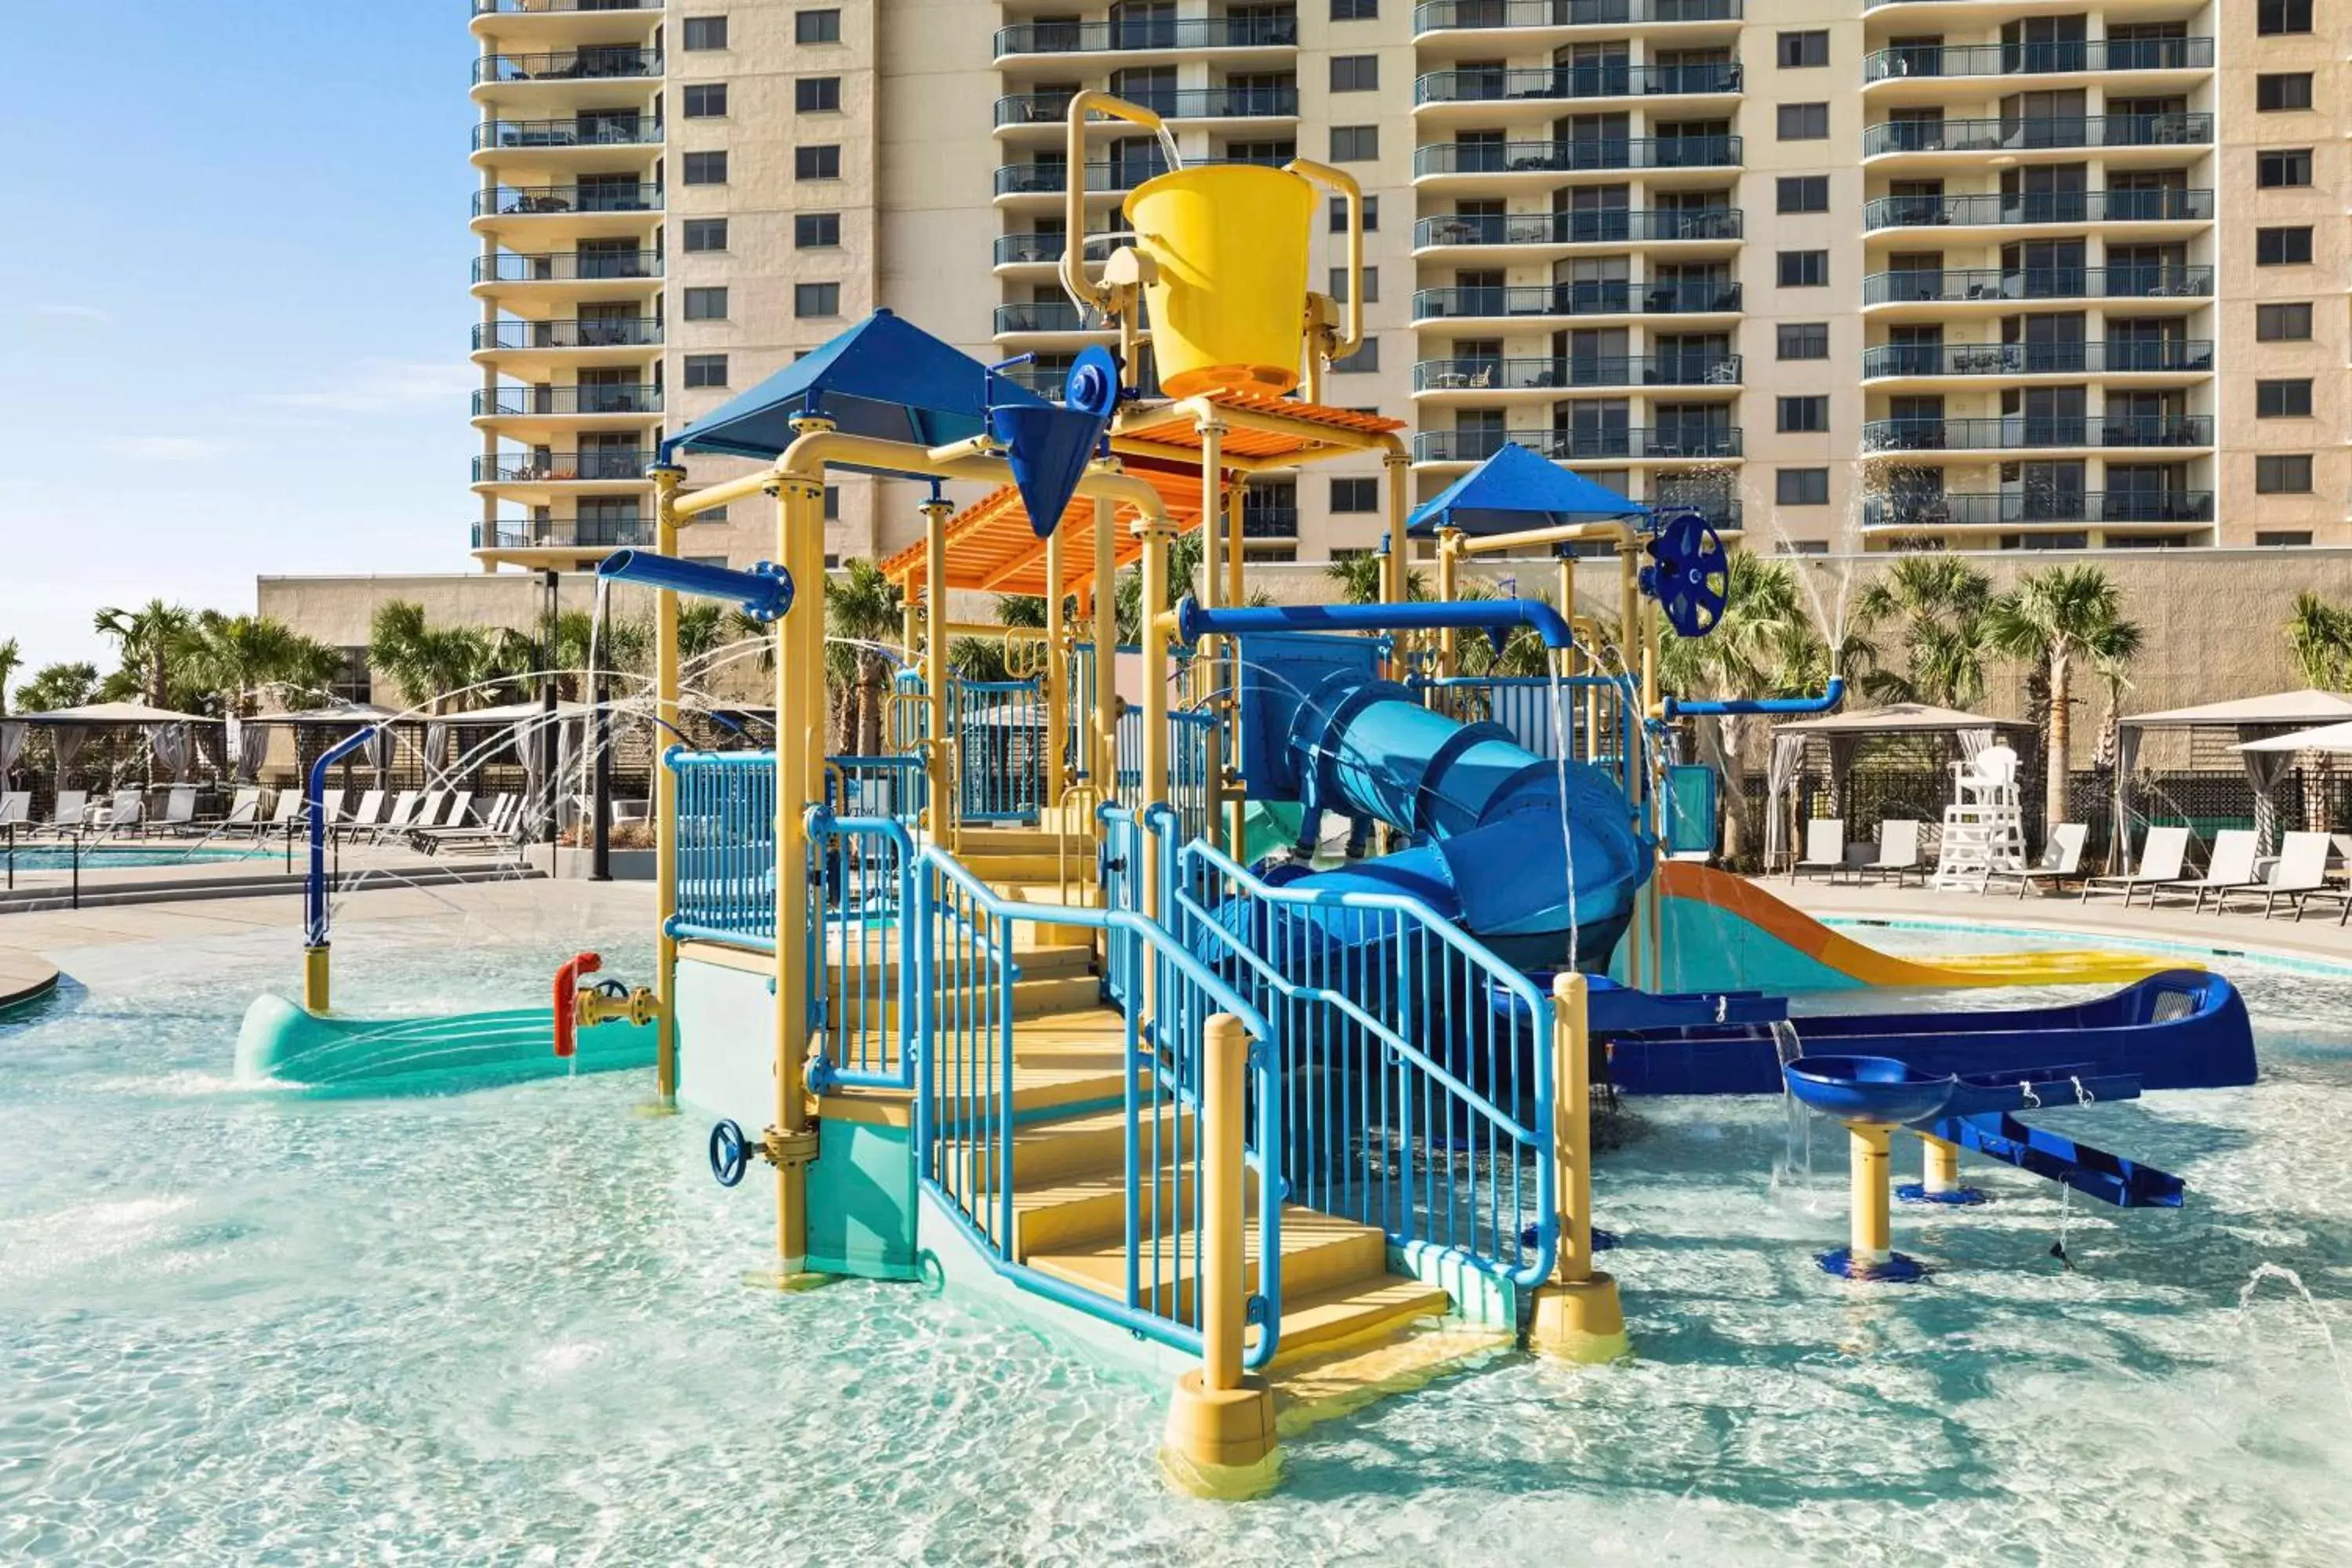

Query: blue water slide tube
[1663,677,1846,719]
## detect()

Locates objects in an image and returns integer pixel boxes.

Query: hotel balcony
[993,15,1300,69]
[470,0,662,49]
[471,115,662,152]
[993,298,1142,345]
[474,384,661,418]
[1860,187,2212,237]
[1411,280,1741,328]
[1413,354,1742,398]
[993,85,1299,137]
[1412,0,1744,54]
[1860,490,2215,532]
[1412,206,1740,260]
[994,159,1176,206]
[470,46,661,112]
[1860,113,2212,168]
[1860,339,2213,385]
[469,183,662,244]
[1414,426,1742,466]
[1414,135,1741,191]
[1860,265,2212,321]
[1242,505,1301,539]
[1858,415,2212,455]
[472,517,653,564]
[992,232,1139,277]
[1412,62,1741,119]
[470,316,662,372]
[470,250,663,303]
[1861,38,2212,97]
[471,448,653,506]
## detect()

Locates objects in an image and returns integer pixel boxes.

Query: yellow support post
[1528,971,1631,1363]
[1222,477,1247,859]
[1435,528,1461,679]
[1044,521,1069,808]
[1920,1134,1962,1196]
[921,495,953,848]
[1381,449,1410,611]
[303,944,330,1014]
[764,474,820,1283]
[1139,509,1174,923]
[1091,493,1119,792]
[1160,1011,1279,1497]
[651,463,684,1105]
[1848,1123,1895,1269]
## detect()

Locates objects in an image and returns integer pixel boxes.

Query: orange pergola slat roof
[879,393,1405,599]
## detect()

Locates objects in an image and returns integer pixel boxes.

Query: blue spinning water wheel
[1642,509,1729,637]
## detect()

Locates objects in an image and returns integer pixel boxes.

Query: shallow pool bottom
[4,911,2352,1563]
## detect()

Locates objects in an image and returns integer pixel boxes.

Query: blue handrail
[805,807,917,1092]
[1174,594,1578,652]
[1665,676,1846,717]
[304,726,384,949]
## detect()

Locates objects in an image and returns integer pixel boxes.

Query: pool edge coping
[1821,913,2352,979]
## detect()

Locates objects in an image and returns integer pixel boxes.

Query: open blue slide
[1225,630,1650,971]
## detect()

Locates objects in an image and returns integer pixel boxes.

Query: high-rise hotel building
[468,0,2347,573]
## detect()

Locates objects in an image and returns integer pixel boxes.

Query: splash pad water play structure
[228,93,2262,1497]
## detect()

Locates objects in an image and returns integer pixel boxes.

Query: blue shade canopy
[659,309,1049,474]
[1405,441,1651,536]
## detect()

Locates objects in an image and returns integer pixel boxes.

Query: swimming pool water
[2,844,278,870]
[5,907,2352,1563]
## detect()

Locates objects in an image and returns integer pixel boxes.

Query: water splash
[2238,1262,2352,1425]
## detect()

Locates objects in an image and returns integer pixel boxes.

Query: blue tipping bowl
[1782,1054,1957,1127]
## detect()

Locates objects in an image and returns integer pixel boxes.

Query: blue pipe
[1173,594,1577,652]
[305,725,383,948]
[1664,677,1846,719]
[597,549,794,622]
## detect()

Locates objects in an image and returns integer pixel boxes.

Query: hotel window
[682,151,728,185]
[1777,250,1828,287]
[682,84,728,118]
[796,212,841,248]
[2257,148,2312,188]
[1777,323,1828,360]
[1330,195,1379,231]
[1777,103,1829,140]
[796,144,841,180]
[683,354,728,389]
[1331,0,1377,18]
[825,486,841,520]
[1330,477,1377,511]
[2258,0,2311,34]
[1777,31,1828,67]
[1330,125,1378,162]
[797,9,841,43]
[1331,55,1377,91]
[2256,303,2312,341]
[797,76,840,112]
[681,16,728,49]
[1777,396,1829,433]
[1777,176,1828,214]
[1332,336,1378,372]
[683,287,728,320]
[2256,455,2313,493]
[2257,227,2312,266]
[682,218,728,252]
[1777,469,1830,505]
[796,282,841,318]
[2258,74,2314,111]
[2257,379,2314,418]
[1328,266,1378,303]
[2258,531,2314,546]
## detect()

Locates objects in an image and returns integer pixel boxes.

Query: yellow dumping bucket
[1126,164,1316,399]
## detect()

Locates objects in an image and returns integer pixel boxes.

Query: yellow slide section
[1653,862,2188,991]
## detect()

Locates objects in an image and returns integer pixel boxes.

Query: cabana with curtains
[2115,688,2352,862]
[1765,702,2031,869]
[12,702,225,797]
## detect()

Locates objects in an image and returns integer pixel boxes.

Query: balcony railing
[993,300,1118,333]
[473,384,663,417]
[472,48,662,84]
[1863,38,2212,82]
[1862,265,2212,306]
[1414,0,1744,30]
[995,232,1139,266]
[995,16,1301,54]
[474,451,652,484]
[472,318,662,351]
[1414,62,1739,103]
[474,518,654,550]
[994,86,1299,128]
[1862,113,2212,158]
[1414,354,1741,390]
[473,0,660,13]
[1242,506,1301,538]
[471,183,662,217]
[1860,340,2214,378]
[1415,208,1740,247]
[996,160,1170,195]
[1862,490,2216,529]
[1859,416,2213,452]
[1860,188,2213,230]
[997,364,1165,398]
[471,117,662,151]
[1414,136,1741,176]
[1415,426,1741,462]
[471,251,663,283]
[1413,280,1741,318]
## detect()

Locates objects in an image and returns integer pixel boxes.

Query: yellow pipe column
[921,495,952,848]
[765,471,822,1283]
[1435,528,1461,679]
[1160,1011,1279,1496]
[1091,494,1119,790]
[1139,509,1174,922]
[1848,1123,1895,1270]
[1529,971,1629,1361]
[1918,1134,1963,1196]
[1223,476,1248,858]
[1044,521,1069,809]
[652,463,684,1104]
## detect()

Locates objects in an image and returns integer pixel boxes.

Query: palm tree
[826,559,904,755]
[15,662,100,713]
[1323,550,1428,606]
[1853,556,1994,709]
[0,638,20,717]
[2284,592,2352,690]
[368,601,495,714]
[1985,565,2142,835]
[93,600,194,710]
[180,612,344,716]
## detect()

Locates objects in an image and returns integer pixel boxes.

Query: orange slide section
[1653,862,2188,992]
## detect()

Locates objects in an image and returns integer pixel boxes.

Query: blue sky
[0,3,478,675]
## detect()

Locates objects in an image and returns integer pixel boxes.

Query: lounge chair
[252,788,302,840]
[368,790,423,843]
[2079,824,2190,905]
[0,792,27,829]
[431,789,474,830]
[38,789,88,837]
[2147,829,2260,912]
[412,789,449,836]
[337,789,387,837]
[1856,818,1922,884]
[1790,818,1847,881]
[152,786,198,836]
[201,786,263,835]
[411,793,519,855]
[2235,830,2337,918]
[100,788,147,837]
[1984,822,2088,898]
